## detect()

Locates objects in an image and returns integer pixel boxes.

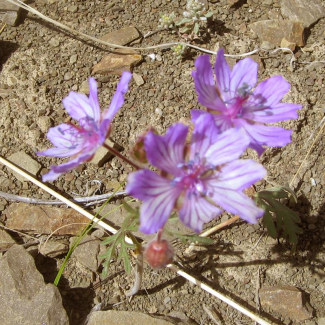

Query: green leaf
[101,235,117,245]
[123,200,137,215]
[175,18,192,26]
[204,11,214,18]
[261,208,277,239]
[256,186,302,246]
[193,22,200,35]
[179,26,191,33]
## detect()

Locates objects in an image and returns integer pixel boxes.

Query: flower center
[79,116,100,146]
[172,154,215,196]
[224,83,252,119]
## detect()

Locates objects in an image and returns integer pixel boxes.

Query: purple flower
[126,113,266,234]
[38,72,132,182]
[192,49,302,155]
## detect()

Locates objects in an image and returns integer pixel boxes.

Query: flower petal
[212,113,233,132]
[42,151,94,182]
[205,127,250,165]
[179,193,222,232]
[253,75,290,107]
[88,77,101,124]
[62,83,100,123]
[99,72,132,141]
[210,187,264,224]
[126,170,181,234]
[145,123,188,176]
[191,109,206,122]
[38,124,83,157]
[230,57,258,95]
[37,147,81,158]
[214,49,231,101]
[206,171,265,224]
[190,112,220,159]
[246,103,301,123]
[235,119,292,155]
[192,55,227,112]
[215,159,266,191]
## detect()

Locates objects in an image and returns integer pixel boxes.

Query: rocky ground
[0,0,325,324]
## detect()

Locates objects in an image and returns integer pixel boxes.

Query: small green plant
[99,201,140,277]
[159,0,214,44]
[176,0,213,38]
[172,44,188,59]
[255,186,303,250]
[158,12,176,29]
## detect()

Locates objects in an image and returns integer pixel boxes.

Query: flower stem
[103,144,140,170]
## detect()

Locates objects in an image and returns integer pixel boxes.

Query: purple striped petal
[102,72,132,124]
[209,187,264,224]
[191,109,206,122]
[145,124,188,177]
[236,119,292,154]
[245,102,301,123]
[99,72,132,140]
[206,171,265,224]
[215,159,266,191]
[230,57,258,94]
[42,151,94,182]
[253,75,290,107]
[179,193,222,232]
[62,89,99,123]
[88,77,101,124]
[38,124,83,157]
[37,146,81,158]
[190,113,220,159]
[126,170,182,234]
[214,49,231,101]
[212,113,233,132]
[205,127,250,165]
[192,55,227,112]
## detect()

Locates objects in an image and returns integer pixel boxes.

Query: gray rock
[64,72,73,81]
[67,5,78,13]
[8,151,41,182]
[0,0,22,26]
[39,240,69,258]
[249,20,305,47]
[100,26,141,46]
[280,0,325,27]
[87,310,174,325]
[37,116,52,133]
[49,38,60,47]
[0,228,16,250]
[70,235,103,272]
[79,79,90,94]
[0,245,68,325]
[133,72,145,86]
[259,286,313,321]
[92,49,142,75]
[2,11,18,26]
[4,203,91,235]
[70,54,78,64]
[318,317,325,325]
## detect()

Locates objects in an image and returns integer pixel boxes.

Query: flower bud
[144,235,174,269]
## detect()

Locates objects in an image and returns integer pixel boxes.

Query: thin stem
[199,215,240,238]
[103,144,141,170]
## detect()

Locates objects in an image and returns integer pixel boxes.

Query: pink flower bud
[144,233,174,269]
